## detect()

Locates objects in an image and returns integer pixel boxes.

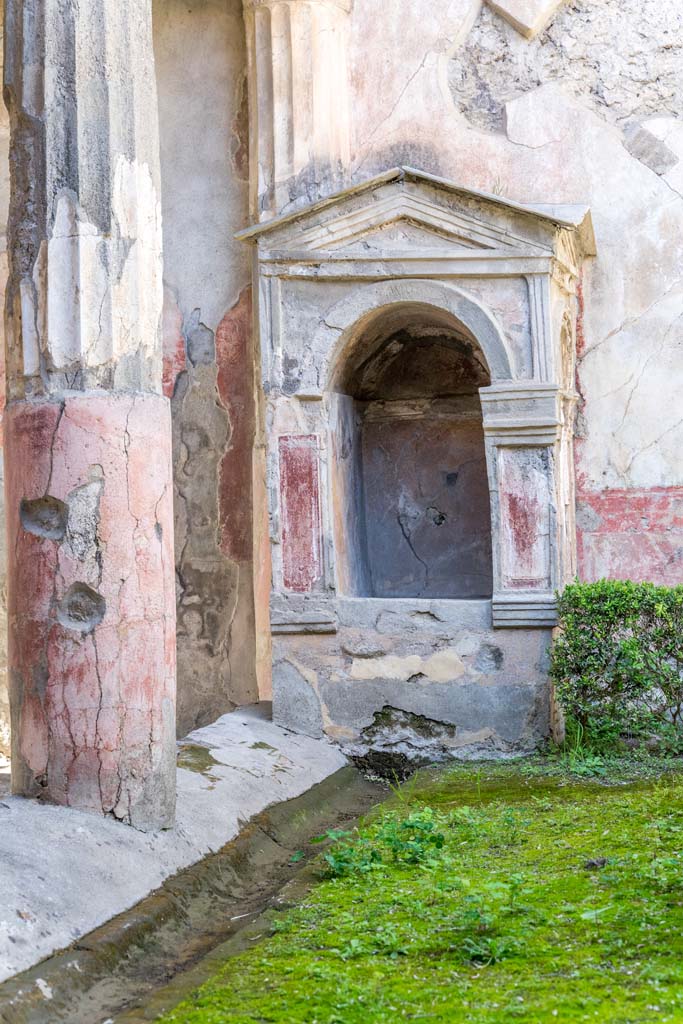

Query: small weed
[322,838,382,878]
[461,934,519,965]
[375,807,445,865]
[371,924,408,958]
[336,937,365,961]
[321,808,446,877]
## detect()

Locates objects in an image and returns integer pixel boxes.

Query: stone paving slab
[0,705,346,982]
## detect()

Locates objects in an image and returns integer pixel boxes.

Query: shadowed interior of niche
[331,303,493,599]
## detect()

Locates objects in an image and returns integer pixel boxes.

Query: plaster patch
[641,117,683,197]
[505,83,574,148]
[65,478,104,562]
[350,649,466,683]
[111,157,163,367]
[623,124,679,177]
[19,280,40,376]
[161,288,186,398]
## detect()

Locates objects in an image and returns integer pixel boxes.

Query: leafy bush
[551,580,683,750]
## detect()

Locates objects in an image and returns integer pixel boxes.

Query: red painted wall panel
[279,435,323,593]
[577,487,683,585]
[498,448,551,590]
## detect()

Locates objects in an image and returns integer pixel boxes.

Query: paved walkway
[0,706,346,982]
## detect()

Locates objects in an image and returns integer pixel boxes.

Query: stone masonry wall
[1,0,680,755]
[260,0,683,758]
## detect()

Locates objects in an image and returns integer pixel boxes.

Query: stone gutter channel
[0,765,384,1024]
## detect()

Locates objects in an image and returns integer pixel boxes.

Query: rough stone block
[485,0,566,39]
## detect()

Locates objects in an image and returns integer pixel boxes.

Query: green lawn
[157,757,683,1023]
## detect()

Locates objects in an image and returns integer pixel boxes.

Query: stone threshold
[0,761,383,1024]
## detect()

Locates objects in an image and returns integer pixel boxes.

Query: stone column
[243,0,352,219]
[3,0,176,829]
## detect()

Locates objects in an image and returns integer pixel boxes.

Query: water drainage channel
[0,767,384,1024]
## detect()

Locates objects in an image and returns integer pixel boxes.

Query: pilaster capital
[480,382,575,446]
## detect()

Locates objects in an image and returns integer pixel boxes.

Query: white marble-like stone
[505,82,576,149]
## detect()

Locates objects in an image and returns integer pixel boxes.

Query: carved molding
[480,383,567,445]
[240,168,594,630]
[492,594,558,628]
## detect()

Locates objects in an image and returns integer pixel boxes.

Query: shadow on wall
[152,0,258,736]
[330,302,493,601]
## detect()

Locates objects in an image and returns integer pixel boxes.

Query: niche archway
[330,303,493,599]
[239,167,594,749]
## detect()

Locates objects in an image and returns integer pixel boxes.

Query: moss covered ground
[157,755,683,1023]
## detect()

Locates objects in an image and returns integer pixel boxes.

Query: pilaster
[481,382,577,627]
[243,0,352,219]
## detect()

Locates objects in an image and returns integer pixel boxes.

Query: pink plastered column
[4,0,176,827]
[6,394,176,829]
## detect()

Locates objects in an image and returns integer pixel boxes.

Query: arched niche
[321,280,514,391]
[328,302,494,599]
[239,167,594,754]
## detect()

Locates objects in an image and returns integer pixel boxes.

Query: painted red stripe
[279,435,323,593]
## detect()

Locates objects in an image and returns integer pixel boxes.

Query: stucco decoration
[239,166,595,757]
[242,0,352,219]
[485,0,566,39]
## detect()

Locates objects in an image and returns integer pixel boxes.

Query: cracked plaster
[154,0,259,732]
[343,2,683,503]
[6,393,176,829]
[2,0,683,762]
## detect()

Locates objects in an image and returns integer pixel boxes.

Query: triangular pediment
[236,167,596,260]
[322,217,489,254]
[290,192,528,254]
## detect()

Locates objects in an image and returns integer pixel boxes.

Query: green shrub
[551,580,683,751]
